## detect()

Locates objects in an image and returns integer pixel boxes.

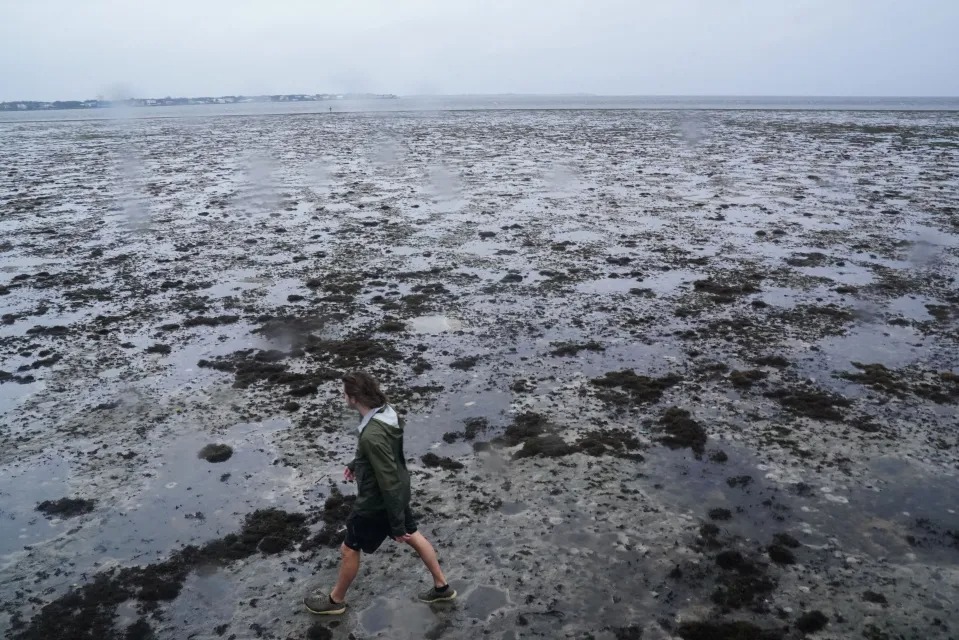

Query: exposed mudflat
[1,109,957,640]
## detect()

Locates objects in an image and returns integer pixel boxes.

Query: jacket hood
[357,405,399,433]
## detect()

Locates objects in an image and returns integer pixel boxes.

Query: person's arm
[361,432,407,537]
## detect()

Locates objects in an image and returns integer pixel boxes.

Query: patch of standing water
[152,569,236,636]
[640,269,703,295]
[0,378,46,416]
[796,264,877,286]
[4,418,297,594]
[574,278,644,295]
[204,268,269,299]
[0,453,71,560]
[459,240,511,258]
[813,323,937,370]
[404,386,511,455]
[359,595,444,637]
[883,294,939,322]
[465,585,510,620]
[643,443,959,565]
[553,229,603,243]
[409,315,463,334]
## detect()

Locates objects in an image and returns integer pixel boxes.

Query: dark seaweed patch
[657,407,707,454]
[590,370,682,409]
[15,509,308,640]
[764,387,851,421]
[36,497,96,518]
[198,444,233,463]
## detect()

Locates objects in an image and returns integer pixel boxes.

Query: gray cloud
[2,0,957,100]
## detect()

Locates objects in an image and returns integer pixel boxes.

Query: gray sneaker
[303,590,347,615]
[418,584,457,603]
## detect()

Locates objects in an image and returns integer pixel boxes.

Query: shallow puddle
[0,453,71,558]
[409,315,463,334]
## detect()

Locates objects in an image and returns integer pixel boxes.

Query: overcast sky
[2,0,957,101]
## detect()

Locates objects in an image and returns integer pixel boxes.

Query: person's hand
[392,533,413,543]
[343,467,355,482]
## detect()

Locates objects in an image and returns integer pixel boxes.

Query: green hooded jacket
[346,405,411,536]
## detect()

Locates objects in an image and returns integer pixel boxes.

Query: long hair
[342,371,388,408]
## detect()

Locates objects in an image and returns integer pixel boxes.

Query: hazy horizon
[5,92,959,103]
[3,0,958,102]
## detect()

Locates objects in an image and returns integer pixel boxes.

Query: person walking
[304,371,456,615]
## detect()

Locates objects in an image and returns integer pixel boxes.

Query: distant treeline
[0,94,398,111]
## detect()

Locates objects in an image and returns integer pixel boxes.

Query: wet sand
[1,109,957,639]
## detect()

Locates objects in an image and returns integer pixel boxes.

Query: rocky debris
[36,497,96,518]
[198,444,233,463]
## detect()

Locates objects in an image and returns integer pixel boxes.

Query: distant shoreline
[2,95,957,122]
[0,93,398,112]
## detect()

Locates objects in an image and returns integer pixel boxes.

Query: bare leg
[330,543,360,602]
[404,531,448,587]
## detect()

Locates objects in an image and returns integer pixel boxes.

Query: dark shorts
[344,508,418,554]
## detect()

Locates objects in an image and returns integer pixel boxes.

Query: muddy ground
[0,108,957,640]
